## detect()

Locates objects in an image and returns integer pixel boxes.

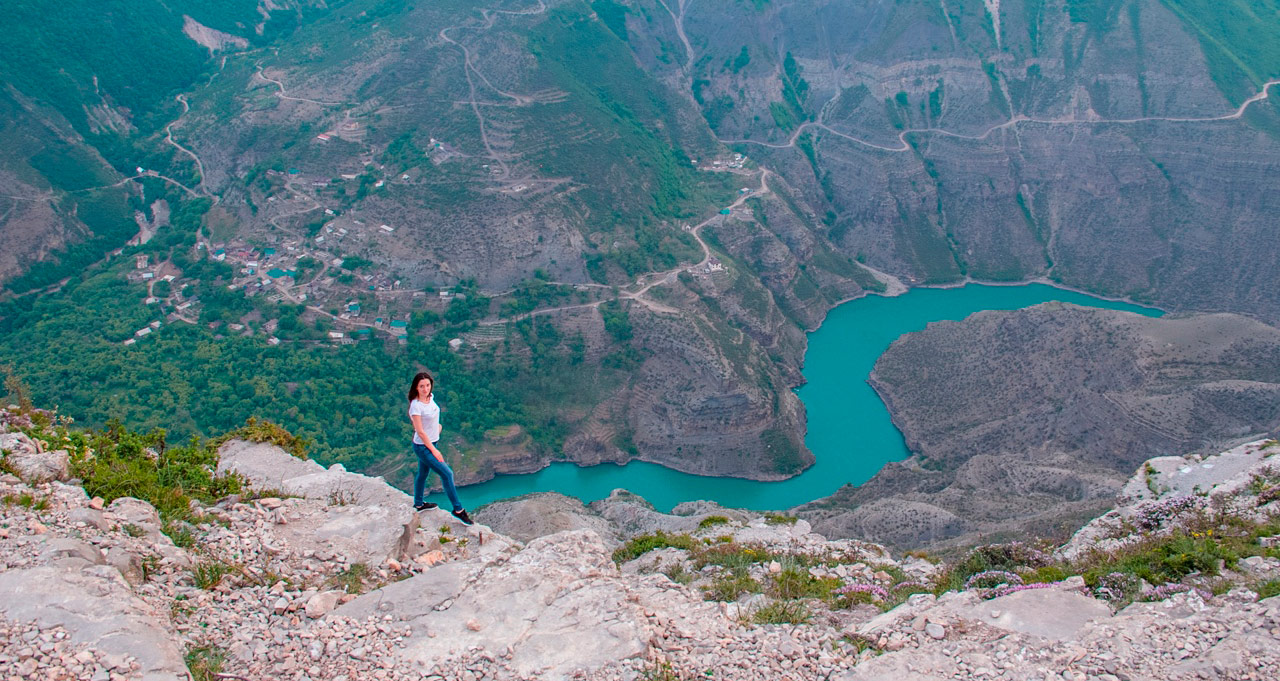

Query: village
[118,137,753,351]
[119,211,443,350]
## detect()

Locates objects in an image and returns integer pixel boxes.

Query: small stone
[925,623,946,640]
[305,591,344,619]
[89,497,105,510]
[768,561,782,574]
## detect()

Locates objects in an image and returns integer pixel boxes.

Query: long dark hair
[408,371,434,402]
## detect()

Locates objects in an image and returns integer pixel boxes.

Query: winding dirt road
[724,79,1280,153]
[438,0,549,181]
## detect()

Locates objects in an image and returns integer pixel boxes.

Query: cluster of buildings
[693,153,749,170]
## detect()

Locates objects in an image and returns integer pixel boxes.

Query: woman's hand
[429,446,445,463]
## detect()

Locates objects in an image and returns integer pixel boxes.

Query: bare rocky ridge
[4,424,1278,680]
[798,305,1280,550]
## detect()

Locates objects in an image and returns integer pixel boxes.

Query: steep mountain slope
[3,0,1280,494]
[624,0,1280,320]
[0,1,311,288]
[799,304,1280,549]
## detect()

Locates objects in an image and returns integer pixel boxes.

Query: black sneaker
[451,509,474,526]
[414,502,438,511]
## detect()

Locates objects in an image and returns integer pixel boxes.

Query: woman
[407,371,473,525]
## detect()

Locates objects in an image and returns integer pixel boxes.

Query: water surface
[458,283,1161,511]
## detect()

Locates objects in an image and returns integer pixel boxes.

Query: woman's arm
[410,414,445,462]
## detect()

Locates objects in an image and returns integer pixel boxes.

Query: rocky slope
[3,414,1280,680]
[797,304,1280,550]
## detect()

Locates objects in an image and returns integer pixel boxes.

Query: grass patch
[703,568,762,601]
[212,416,310,459]
[184,644,227,681]
[1258,579,1280,600]
[768,566,839,601]
[750,599,811,625]
[1,492,48,510]
[663,563,696,586]
[162,520,196,548]
[328,562,370,594]
[763,513,798,526]
[191,560,234,590]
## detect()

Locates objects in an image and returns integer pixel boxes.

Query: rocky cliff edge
[1,425,1278,680]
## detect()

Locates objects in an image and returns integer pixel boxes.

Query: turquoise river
[458,283,1162,512]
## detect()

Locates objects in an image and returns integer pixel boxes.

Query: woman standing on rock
[407,371,473,525]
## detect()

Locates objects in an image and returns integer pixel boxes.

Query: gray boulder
[217,440,424,564]
[106,497,162,536]
[0,432,68,483]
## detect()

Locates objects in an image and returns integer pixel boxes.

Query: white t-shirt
[409,397,442,444]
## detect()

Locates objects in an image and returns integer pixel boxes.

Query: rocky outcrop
[800,305,1280,550]
[476,489,756,546]
[180,16,249,53]
[216,439,421,563]
[474,492,618,545]
[1059,438,1280,563]
[0,431,68,483]
[841,584,1280,681]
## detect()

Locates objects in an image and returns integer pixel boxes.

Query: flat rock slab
[217,439,412,508]
[955,588,1111,641]
[265,498,420,565]
[0,565,187,681]
[216,439,328,488]
[344,530,653,679]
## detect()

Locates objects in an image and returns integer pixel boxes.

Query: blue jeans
[412,442,463,511]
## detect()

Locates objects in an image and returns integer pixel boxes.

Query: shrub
[74,422,245,522]
[697,515,730,530]
[1087,573,1135,607]
[763,513,798,525]
[833,583,889,607]
[955,542,1050,580]
[612,531,699,563]
[212,417,310,459]
[1132,496,1205,531]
